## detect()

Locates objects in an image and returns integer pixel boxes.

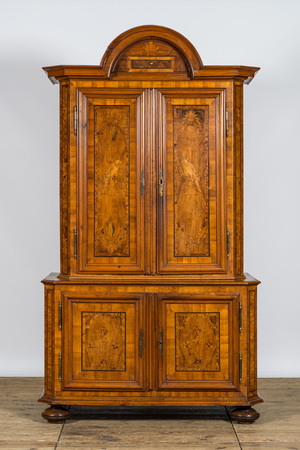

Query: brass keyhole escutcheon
[149,62,154,66]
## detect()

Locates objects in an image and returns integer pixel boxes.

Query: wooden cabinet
[40,25,262,424]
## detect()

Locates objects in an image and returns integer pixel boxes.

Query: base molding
[39,390,263,408]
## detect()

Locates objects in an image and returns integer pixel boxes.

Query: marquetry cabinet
[40,25,262,424]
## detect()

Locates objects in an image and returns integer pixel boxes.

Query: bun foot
[230,406,260,424]
[42,405,71,423]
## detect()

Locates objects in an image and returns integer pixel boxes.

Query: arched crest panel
[100,25,203,78]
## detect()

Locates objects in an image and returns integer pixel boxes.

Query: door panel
[77,89,145,274]
[62,292,146,390]
[157,89,227,274]
[156,294,239,390]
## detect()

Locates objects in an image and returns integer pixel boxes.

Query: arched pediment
[100,25,203,79]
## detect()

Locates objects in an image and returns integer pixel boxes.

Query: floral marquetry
[82,312,126,371]
[94,105,130,257]
[175,313,220,372]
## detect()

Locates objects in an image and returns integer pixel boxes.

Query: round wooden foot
[230,406,260,424]
[42,405,71,423]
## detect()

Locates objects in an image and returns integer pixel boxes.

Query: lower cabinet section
[40,276,263,421]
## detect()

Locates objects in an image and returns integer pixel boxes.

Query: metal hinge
[159,329,163,357]
[139,329,144,358]
[159,169,164,197]
[225,106,229,137]
[74,105,77,136]
[74,228,77,260]
[227,228,230,259]
[239,302,242,333]
[59,300,62,331]
[239,353,242,383]
[141,169,145,197]
[59,352,62,382]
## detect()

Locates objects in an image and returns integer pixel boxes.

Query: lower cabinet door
[156,294,240,391]
[62,292,146,390]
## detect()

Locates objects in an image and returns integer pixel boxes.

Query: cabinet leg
[230,406,260,424]
[42,405,71,423]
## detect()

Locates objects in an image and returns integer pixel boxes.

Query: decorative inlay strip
[249,289,257,395]
[60,84,69,274]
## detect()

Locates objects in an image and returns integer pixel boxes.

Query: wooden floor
[0,379,299,449]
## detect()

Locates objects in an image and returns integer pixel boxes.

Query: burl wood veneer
[40,25,262,425]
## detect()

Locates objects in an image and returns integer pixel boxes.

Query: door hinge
[159,169,164,197]
[73,105,77,136]
[59,300,62,331]
[139,329,144,358]
[59,352,62,382]
[239,353,242,383]
[141,169,145,197]
[227,228,230,259]
[159,329,163,357]
[74,228,77,260]
[225,106,229,137]
[239,302,242,333]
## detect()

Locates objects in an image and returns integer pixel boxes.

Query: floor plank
[1,378,300,449]
[58,417,238,448]
[233,381,300,445]
[0,378,62,450]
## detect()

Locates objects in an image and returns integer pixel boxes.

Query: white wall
[0,0,299,377]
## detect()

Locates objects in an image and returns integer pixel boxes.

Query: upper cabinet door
[156,89,227,275]
[77,89,146,274]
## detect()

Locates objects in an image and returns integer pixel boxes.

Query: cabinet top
[43,25,260,84]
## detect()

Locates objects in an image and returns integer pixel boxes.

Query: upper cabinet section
[43,25,259,84]
[44,26,260,280]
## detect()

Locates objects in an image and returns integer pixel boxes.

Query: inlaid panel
[77,89,145,274]
[82,312,126,371]
[174,106,209,257]
[175,312,220,372]
[62,293,145,390]
[94,106,130,257]
[114,40,186,73]
[157,294,240,390]
[157,89,227,275]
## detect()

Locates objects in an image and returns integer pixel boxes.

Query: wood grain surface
[175,312,220,372]
[82,312,126,371]
[94,105,130,257]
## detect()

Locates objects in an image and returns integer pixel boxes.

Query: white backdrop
[0,0,299,377]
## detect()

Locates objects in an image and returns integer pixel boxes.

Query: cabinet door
[62,292,146,390]
[77,89,145,274]
[157,89,227,274]
[156,294,240,390]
